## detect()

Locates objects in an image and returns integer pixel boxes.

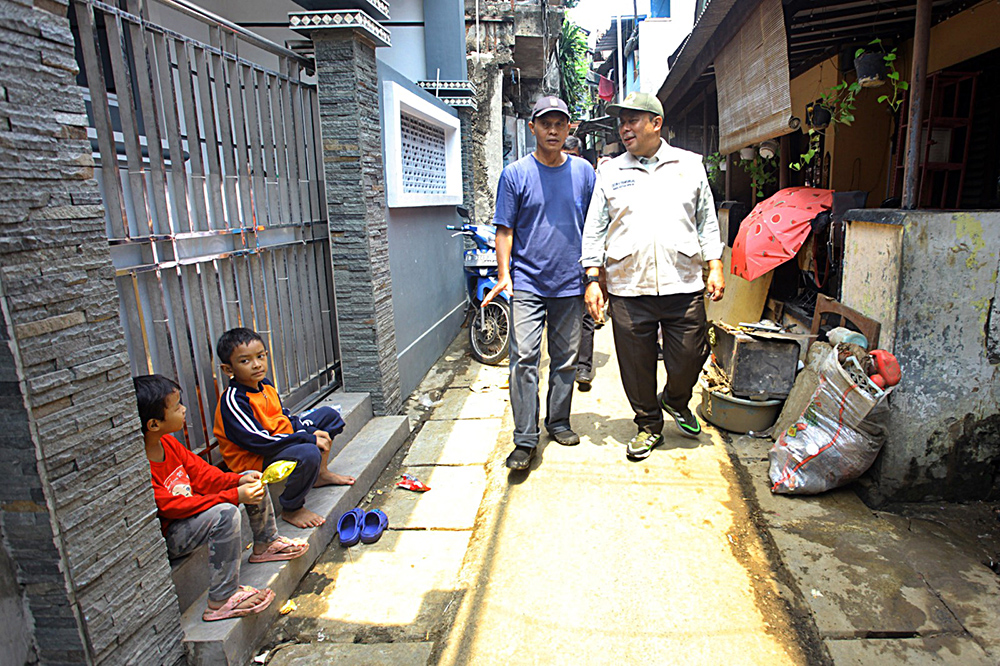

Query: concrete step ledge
[171,393,373,614]
[179,414,411,666]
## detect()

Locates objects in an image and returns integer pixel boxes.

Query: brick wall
[0,0,185,663]
[458,107,476,220]
[314,32,402,416]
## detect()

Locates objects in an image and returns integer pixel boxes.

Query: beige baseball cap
[607,91,663,118]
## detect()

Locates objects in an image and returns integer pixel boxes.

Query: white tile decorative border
[289,10,391,48]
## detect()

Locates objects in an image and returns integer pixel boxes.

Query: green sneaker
[660,393,701,438]
[626,431,663,460]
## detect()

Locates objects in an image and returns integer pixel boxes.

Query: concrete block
[268,642,433,666]
[430,387,508,421]
[403,418,501,466]
[378,465,486,530]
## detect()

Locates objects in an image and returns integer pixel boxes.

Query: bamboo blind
[716,0,793,156]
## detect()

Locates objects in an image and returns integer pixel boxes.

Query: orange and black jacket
[214,377,317,473]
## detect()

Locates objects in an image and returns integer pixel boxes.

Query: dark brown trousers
[609,291,708,434]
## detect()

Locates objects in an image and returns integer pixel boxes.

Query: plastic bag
[261,460,297,485]
[769,345,891,495]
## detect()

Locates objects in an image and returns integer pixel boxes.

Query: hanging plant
[739,153,777,199]
[865,39,909,112]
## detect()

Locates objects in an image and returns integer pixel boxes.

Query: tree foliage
[558,19,589,121]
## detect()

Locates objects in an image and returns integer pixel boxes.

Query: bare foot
[206,588,268,611]
[314,471,356,487]
[282,507,325,528]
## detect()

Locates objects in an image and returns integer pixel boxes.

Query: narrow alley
[261,324,819,665]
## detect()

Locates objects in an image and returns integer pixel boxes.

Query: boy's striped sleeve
[218,385,316,456]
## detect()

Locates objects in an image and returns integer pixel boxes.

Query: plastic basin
[698,380,784,434]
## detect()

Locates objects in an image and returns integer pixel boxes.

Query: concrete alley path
[264,323,816,665]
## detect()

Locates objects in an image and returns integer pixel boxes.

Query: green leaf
[888,71,900,80]
[855,48,865,58]
[869,38,882,46]
[885,53,897,62]
[877,95,889,103]
[790,163,801,171]
[899,81,909,90]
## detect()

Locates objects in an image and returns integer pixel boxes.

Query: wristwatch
[583,274,601,285]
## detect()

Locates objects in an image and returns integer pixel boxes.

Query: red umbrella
[731,187,834,281]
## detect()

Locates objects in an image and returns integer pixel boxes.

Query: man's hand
[585,282,605,322]
[239,470,262,485]
[480,274,511,308]
[315,430,332,453]
[706,259,725,301]
[238,479,266,505]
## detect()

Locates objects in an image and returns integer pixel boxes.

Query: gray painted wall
[424,0,468,80]
[848,210,1000,504]
[378,62,468,399]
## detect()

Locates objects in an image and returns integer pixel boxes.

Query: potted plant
[739,146,757,161]
[703,152,725,200]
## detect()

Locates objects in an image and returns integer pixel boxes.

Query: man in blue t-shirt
[481,96,596,471]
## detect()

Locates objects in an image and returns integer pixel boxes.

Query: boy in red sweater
[135,374,308,622]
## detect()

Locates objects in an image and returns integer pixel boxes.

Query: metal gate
[71,0,340,459]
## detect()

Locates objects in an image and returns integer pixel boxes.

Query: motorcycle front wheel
[469,300,510,365]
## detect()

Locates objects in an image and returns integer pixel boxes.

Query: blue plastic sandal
[359,509,388,544]
[337,508,364,546]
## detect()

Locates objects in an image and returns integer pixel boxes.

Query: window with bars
[383,81,462,207]
[400,113,448,194]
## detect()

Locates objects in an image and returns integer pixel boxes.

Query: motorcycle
[447,207,510,365]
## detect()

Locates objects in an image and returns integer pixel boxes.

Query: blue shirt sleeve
[493,165,519,229]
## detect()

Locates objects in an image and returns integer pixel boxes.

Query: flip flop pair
[338,508,388,546]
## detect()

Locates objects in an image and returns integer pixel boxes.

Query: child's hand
[238,480,266,505]
[315,431,332,453]
[239,471,262,485]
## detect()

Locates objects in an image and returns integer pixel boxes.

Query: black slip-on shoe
[551,429,581,446]
[506,445,534,470]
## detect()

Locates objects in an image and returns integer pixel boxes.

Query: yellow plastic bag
[261,460,297,485]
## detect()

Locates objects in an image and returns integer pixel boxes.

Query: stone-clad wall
[0,0,184,663]
[314,33,402,416]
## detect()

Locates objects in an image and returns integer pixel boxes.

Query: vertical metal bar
[227,57,253,230]
[277,74,301,222]
[243,65,267,228]
[261,249,290,391]
[289,78,310,222]
[272,74,293,225]
[139,269,178,384]
[180,263,216,451]
[175,41,209,232]
[901,0,932,210]
[194,45,226,229]
[233,254,256,331]
[162,267,208,452]
[212,49,240,231]
[73,1,128,239]
[154,34,192,234]
[217,257,243,328]
[308,86,328,225]
[125,11,172,235]
[294,243,320,381]
[258,72,281,227]
[116,273,152,375]
[274,248,301,391]
[104,10,150,237]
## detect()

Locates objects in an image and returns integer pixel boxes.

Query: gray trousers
[164,497,279,603]
[609,291,708,434]
[509,290,583,449]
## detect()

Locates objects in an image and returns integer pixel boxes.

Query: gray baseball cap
[531,96,570,121]
[607,91,664,118]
